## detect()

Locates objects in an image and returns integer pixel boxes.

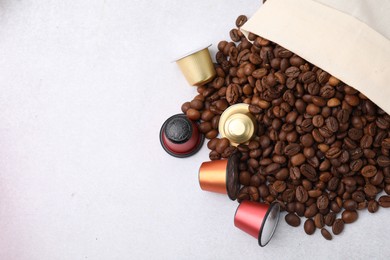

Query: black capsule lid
[159,113,204,158]
[164,116,193,144]
[226,152,241,200]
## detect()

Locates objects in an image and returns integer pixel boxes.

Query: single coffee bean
[321,228,332,240]
[324,212,336,226]
[291,153,306,166]
[211,115,220,129]
[205,129,218,139]
[343,199,357,211]
[332,219,344,235]
[327,98,341,107]
[284,143,301,156]
[364,184,378,197]
[201,109,215,121]
[304,219,316,235]
[285,213,301,227]
[239,171,251,186]
[314,213,325,229]
[235,15,248,27]
[305,203,318,218]
[300,164,317,181]
[249,105,262,114]
[216,138,230,154]
[367,200,379,213]
[190,99,204,110]
[273,180,287,193]
[198,122,212,134]
[378,155,390,167]
[209,150,220,160]
[317,195,329,210]
[342,210,358,223]
[181,102,191,113]
[296,186,309,203]
[378,195,390,208]
[186,108,200,120]
[361,165,377,178]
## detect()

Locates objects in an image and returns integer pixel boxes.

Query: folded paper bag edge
[241,0,390,114]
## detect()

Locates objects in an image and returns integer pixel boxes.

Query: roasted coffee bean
[343,199,357,211]
[239,171,251,186]
[207,138,218,150]
[321,228,332,240]
[378,195,390,208]
[325,116,339,132]
[364,184,378,197]
[332,219,344,235]
[181,101,191,113]
[282,189,295,203]
[226,84,240,105]
[236,15,248,27]
[265,163,281,175]
[305,203,318,218]
[304,219,316,235]
[324,212,336,227]
[201,109,215,121]
[361,165,377,178]
[284,143,301,156]
[352,190,365,203]
[378,155,390,167]
[317,195,329,210]
[350,159,363,172]
[216,138,230,154]
[285,213,301,227]
[211,115,220,129]
[314,213,325,229]
[285,67,300,78]
[291,153,306,166]
[273,180,287,193]
[367,200,379,213]
[209,150,220,160]
[342,210,358,223]
[205,129,218,139]
[296,186,309,203]
[186,108,200,120]
[250,174,262,187]
[300,164,317,181]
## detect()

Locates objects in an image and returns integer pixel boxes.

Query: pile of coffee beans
[181,15,390,240]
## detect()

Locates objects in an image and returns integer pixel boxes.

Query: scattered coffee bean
[378,195,390,208]
[321,228,332,240]
[304,219,315,235]
[285,213,301,227]
[332,219,344,235]
[342,210,358,223]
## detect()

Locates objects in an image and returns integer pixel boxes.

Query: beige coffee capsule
[174,44,216,86]
[219,103,257,146]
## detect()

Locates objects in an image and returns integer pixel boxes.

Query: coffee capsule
[234,201,280,247]
[219,103,257,146]
[174,44,216,86]
[198,153,240,200]
[160,114,204,158]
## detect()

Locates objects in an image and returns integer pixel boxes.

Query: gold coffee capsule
[219,104,257,146]
[174,45,216,86]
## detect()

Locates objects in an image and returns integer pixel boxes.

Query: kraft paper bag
[241,0,390,114]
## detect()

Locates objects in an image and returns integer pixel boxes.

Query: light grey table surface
[0,0,388,259]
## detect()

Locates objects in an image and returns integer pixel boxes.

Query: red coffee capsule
[234,201,280,247]
[160,114,204,158]
[198,153,240,200]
